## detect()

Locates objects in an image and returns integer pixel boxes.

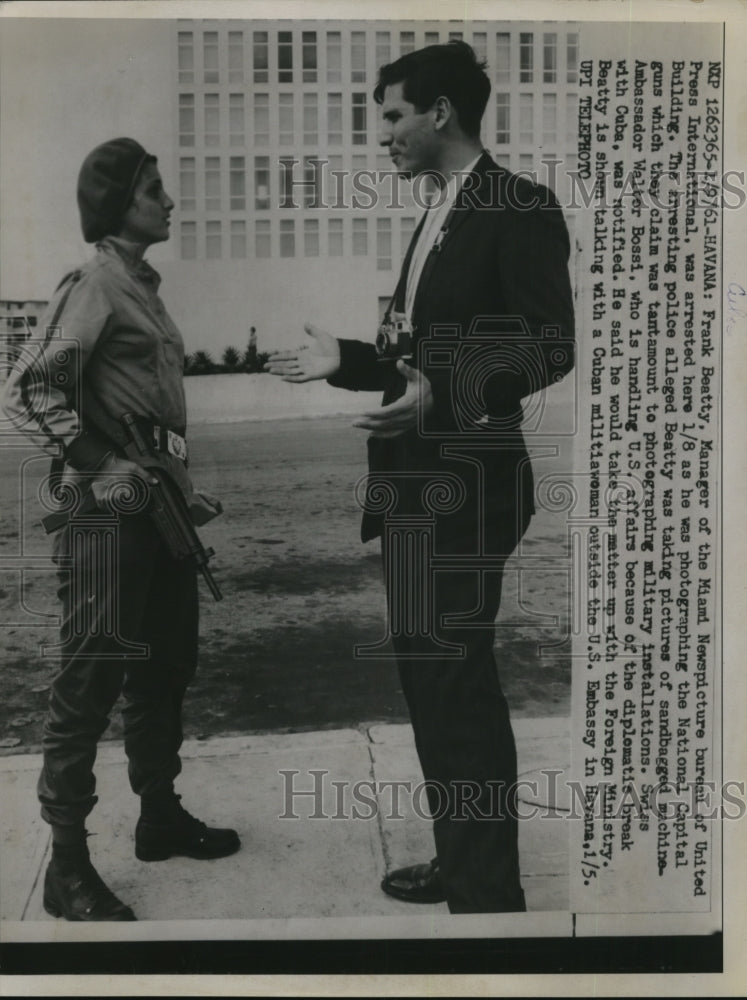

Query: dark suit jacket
[329,151,575,544]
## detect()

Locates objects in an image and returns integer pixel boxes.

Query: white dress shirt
[404,154,482,322]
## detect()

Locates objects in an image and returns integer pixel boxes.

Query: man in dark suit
[266,40,574,913]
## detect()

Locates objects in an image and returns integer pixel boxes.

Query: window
[229,93,244,146]
[542,93,557,145]
[230,157,245,210]
[326,31,341,82]
[279,156,296,208]
[179,94,195,146]
[204,94,219,146]
[280,219,295,257]
[279,93,294,146]
[352,93,367,145]
[303,156,320,208]
[278,30,293,83]
[231,220,246,258]
[205,157,221,211]
[304,219,320,257]
[228,31,243,83]
[520,93,533,144]
[178,31,193,84]
[496,32,510,83]
[496,94,510,144]
[328,217,343,256]
[566,93,578,142]
[543,33,557,83]
[179,157,195,211]
[303,93,318,145]
[327,93,342,144]
[376,31,390,68]
[376,218,392,270]
[253,93,269,145]
[253,31,268,82]
[449,31,463,41]
[472,32,487,63]
[520,33,534,83]
[519,153,534,174]
[352,217,367,255]
[181,221,196,259]
[401,215,416,258]
[425,31,439,46]
[351,31,366,81]
[204,31,219,83]
[400,31,415,56]
[494,153,511,169]
[567,32,578,83]
[302,31,317,82]
[254,156,270,209]
[255,219,271,257]
[325,154,344,208]
[206,220,221,259]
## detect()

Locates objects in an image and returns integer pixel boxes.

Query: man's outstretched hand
[264,323,341,382]
[352,360,434,438]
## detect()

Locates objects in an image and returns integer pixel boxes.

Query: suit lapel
[391,208,430,313]
[411,152,496,321]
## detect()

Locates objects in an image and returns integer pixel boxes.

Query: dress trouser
[382,506,530,913]
[38,511,199,830]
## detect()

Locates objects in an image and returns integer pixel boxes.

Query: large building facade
[166,19,580,356]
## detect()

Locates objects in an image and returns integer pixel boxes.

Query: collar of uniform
[98,236,162,288]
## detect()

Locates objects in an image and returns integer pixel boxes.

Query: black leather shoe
[135,801,240,862]
[43,858,136,921]
[381,859,446,904]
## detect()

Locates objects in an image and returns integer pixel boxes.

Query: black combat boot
[44,841,136,921]
[136,793,240,862]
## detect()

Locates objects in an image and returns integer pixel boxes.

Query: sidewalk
[0,718,571,937]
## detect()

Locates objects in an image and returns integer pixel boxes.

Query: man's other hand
[352,360,434,438]
[264,323,341,382]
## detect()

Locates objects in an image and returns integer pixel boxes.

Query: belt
[151,424,188,464]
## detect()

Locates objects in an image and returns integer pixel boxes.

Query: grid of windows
[175,22,579,261]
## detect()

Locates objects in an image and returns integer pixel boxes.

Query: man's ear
[433,96,453,130]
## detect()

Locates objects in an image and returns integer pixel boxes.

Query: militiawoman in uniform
[2,138,240,921]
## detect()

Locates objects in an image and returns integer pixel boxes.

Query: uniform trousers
[38,511,198,830]
[381,505,530,913]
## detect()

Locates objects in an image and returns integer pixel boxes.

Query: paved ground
[1,718,573,940]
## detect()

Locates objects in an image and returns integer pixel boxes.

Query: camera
[376,312,413,361]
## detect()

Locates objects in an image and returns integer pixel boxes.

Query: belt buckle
[167,428,188,462]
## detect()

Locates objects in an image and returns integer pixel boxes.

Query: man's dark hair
[373,40,490,139]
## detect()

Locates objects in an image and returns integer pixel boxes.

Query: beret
[76,138,156,243]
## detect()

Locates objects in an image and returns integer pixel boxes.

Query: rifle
[121,413,223,601]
